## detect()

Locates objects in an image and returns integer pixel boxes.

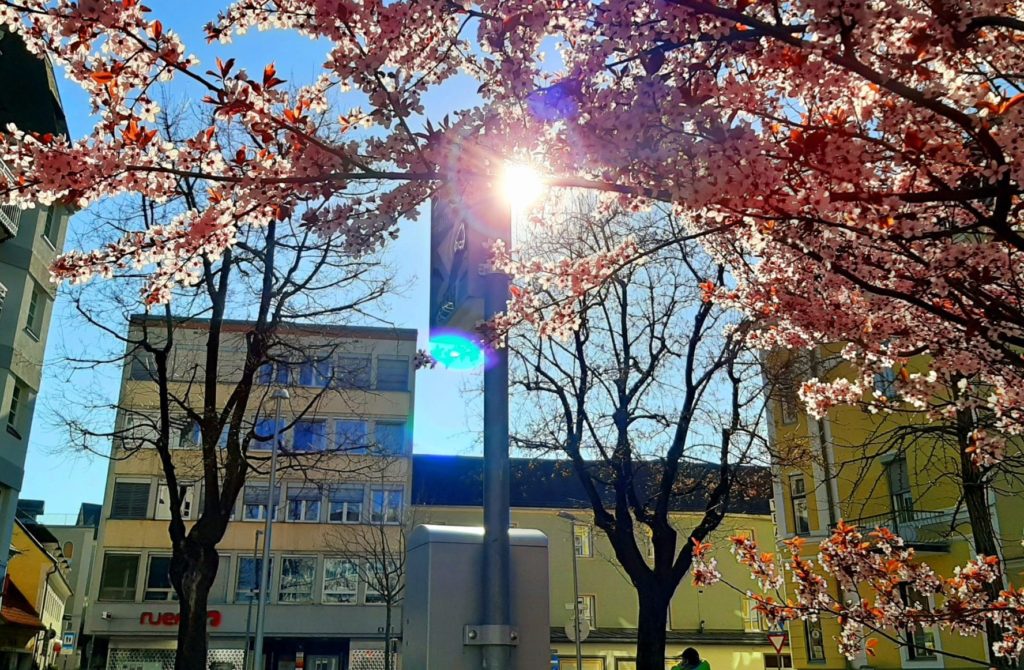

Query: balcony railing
[0,161,20,241]
[844,509,962,550]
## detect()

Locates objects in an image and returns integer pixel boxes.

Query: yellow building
[3,518,73,669]
[768,349,1020,670]
[83,317,418,670]
[411,454,783,670]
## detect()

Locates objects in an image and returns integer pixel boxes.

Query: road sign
[429,182,509,335]
[60,632,75,654]
[768,633,788,654]
[551,652,560,670]
[565,615,591,642]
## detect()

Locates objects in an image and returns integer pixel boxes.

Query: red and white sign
[140,611,222,628]
[768,633,788,653]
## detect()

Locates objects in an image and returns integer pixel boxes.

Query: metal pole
[482,223,512,669]
[253,388,288,670]
[569,526,582,669]
[244,529,262,670]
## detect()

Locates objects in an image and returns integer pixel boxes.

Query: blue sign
[551,652,560,670]
[61,631,75,653]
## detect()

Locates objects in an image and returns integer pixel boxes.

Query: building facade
[48,503,103,670]
[768,348,1024,670]
[4,517,73,669]
[0,29,73,587]
[412,455,783,670]
[83,318,418,670]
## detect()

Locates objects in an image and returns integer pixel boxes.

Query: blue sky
[20,4,486,519]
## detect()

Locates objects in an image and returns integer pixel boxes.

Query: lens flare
[500,163,546,207]
[429,331,486,371]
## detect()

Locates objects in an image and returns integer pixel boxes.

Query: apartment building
[83,317,417,670]
[768,347,1024,670]
[4,516,73,669]
[0,30,73,586]
[412,454,782,670]
[48,503,103,670]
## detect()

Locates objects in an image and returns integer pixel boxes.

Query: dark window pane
[110,482,150,519]
[376,358,409,391]
[144,556,175,601]
[293,420,326,452]
[335,420,368,453]
[99,554,139,601]
[375,422,407,455]
[336,355,370,389]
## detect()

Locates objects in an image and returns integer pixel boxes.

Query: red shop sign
[140,611,222,627]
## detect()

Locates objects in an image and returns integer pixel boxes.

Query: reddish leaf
[90,71,115,84]
[150,19,162,40]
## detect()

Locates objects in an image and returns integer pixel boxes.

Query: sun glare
[500,162,547,208]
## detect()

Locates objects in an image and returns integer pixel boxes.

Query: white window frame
[898,585,944,668]
[278,555,317,604]
[327,485,364,524]
[573,524,594,558]
[143,554,176,601]
[322,557,359,605]
[369,488,403,525]
[286,486,322,523]
[242,484,280,522]
[155,483,195,521]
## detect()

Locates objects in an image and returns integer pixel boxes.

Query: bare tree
[48,107,401,670]
[508,198,771,670]
[323,484,408,670]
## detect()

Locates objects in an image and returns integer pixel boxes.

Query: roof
[128,314,417,341]
[0,578,44,631]
[549,627,770,645]
[411,454,772,515]
[77,503,102,528]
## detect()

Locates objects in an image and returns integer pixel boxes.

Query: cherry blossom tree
[692,522,1024,667]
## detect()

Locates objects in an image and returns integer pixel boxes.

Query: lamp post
[556,511,583,669]
[244,529,263,670]
[253,388,289,670]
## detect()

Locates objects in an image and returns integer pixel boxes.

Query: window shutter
[111,482,150,519]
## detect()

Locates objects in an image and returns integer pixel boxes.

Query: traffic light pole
[481,259,512,670]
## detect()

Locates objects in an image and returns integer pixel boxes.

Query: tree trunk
[955,407,1009,669]
[170,537,220,670]
[635,585,671,670]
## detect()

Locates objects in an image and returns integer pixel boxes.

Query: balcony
[0,161,20,241]
[845,509,961,552]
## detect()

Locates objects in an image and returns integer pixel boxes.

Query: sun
[500,162,547,208]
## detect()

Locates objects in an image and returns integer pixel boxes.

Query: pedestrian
[672,647,711,670]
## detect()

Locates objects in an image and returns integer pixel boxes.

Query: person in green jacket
[672,647,711,670]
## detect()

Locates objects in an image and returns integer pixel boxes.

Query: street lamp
[244,529,263,670]
[556,511,583,670]
[253,388,289,670]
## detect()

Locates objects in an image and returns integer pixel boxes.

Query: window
[278,556,316,603]
[874,367,899,401]
[328,485,364,523]
[370,489,403,525]
[286,486,321,522]
[293,419,327,452]
[257,361,292,385]
[130,352,155,380]
[236,556,273,602]
[376,357,409,391]
[577,594,596,627]
[323,558,359,604]
[365,560,401,605]
[742,598,766,632]
[805,618,826,661]
[144,555,176,601]
[62,542,74,561]
[98,554,139,601]
[790,476,810,535]
[763,655,793,669]
[25,287,44,338]
[374,421,407,455]
[155,484,195,521]
[335,419,368,454]
[335,354,371,389]
[243,484,280,521]
[901,584,937,660]
[110,481,150,519]
[252,417,285,451]
[573,524,593,558]
[42,206,58,245]
[7,382,24,434]
[297,360,316,386]
[886,457,914,525]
